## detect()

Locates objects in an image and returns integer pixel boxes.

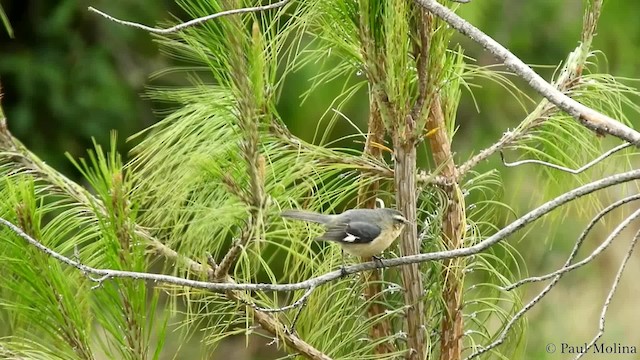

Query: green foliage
[1,0,639,359]
[0,179,94,359]
[71,137,164,359]
[0,137,166,359]
[123,1,529,358]
[0,5,12,38]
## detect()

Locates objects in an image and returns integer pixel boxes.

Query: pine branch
[271,120,449,185]
[13,204,94,360]
[0,119,331,360]
[393,141,426,360]
[457,0,608,176]
[3,169,638,294]
[416,0,640,146]
[213,16,266,279]
[355,3,398,354]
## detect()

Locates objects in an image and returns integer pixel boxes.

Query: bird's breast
[341,227,404,258]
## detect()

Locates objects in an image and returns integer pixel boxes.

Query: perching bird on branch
[281,208,409,258]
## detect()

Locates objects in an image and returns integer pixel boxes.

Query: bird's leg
[372,255,385,268]
[340,249,348,277]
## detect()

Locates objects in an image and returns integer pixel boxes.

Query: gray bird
[281,208,409,258]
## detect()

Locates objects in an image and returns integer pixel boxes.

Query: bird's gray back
[341,208,386,221]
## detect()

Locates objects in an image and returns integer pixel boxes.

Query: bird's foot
[372,255,385,268]
[339,265,349,277]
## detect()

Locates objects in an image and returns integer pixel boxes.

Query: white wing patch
[342,233,359,243]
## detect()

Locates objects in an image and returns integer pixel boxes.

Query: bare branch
[505,193,640,291]
[2,169,639,295]
[574,229,640,360]
[458,127,528,176]
[467,198,640,359]
[503,208,640,291]
[88,0,289,34]
[458,0,601,178]
[415,0,640,146]
[500,143,632,174]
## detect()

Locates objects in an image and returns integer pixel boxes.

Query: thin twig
[505,193,640,291]
[88,0,289,34]
[453,0,601,178]
[415,0,640,146]
[448,0,606,183]
[500,143,632,174]
[206,254,219,273]
[503,208,640,291]
[212,10,267,278]
[287,299,307,335]
[252,288,315,313]
[2,169,639,294]
[467,200,640,359]
[574,229,640,360]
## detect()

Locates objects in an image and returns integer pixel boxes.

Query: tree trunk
[394,138,427,360]
[427,95,465,360]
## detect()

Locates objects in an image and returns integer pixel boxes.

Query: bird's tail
[281,210,332,225]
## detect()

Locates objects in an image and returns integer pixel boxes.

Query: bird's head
[382,208,410,228]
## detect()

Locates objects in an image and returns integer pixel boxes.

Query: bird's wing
[317,221,381,244]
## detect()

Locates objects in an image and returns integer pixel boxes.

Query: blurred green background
[1,0,639,359]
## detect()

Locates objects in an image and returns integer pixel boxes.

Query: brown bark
[394,136,426,360]
[426,95,465,360]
